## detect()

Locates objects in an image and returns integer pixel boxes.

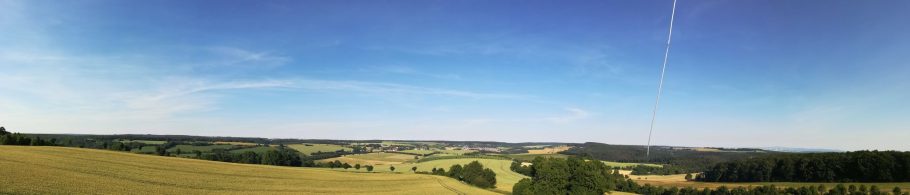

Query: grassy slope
[0,146,497,195]
[334,158,529,192]
[287,144,352,155]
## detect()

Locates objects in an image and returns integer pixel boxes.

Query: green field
[228,146,276,154]
[436,149,477,155]
[333,158,529,192]
[499,153,570,161]
[0,146,498,195]
[287,144,352,155]
[397,150,437,155]
[166,144,236,153]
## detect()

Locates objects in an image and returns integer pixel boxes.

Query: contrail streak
[647,0,678,159]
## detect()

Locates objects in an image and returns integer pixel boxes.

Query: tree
[366,165,374,172]
[343,163,352,169]
[895,187,903,195]
[390,166,396,172]
[685,173,693,181]
[449,164,463,180]
[355,164,361,170]
[0,126,8,135]
[411,166,417,172]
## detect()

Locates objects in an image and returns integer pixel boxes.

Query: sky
[1,0,908,151]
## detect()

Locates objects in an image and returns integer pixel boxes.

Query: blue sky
[1,0,908,150]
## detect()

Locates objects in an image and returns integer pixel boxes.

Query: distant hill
[561,142,776,173]
[760,146,843,153]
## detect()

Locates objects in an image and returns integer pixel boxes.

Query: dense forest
[426,161,497,189]
[512,156,628,194]
[0,127,54,146]
[698,150,910,182]
[562,142,773,173]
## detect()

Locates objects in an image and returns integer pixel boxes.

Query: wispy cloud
[545,108,591,123]
[292,78,522,99]
[206,47,291,68]
[364,66,463,80]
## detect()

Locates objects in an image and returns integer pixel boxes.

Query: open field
[626,172,910,192]
[398,149,437,155]
[0,146,498,195]
[320,152,418,165]
[526,145,572,154]
[332,158,528,192]
[499,153,569,161]
[437,149,477,155]
[167,144,236,153]
[287,144,352,155]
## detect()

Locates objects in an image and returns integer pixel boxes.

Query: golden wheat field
[0,146,498,195]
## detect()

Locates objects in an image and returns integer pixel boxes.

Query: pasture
[397,149,436,155]
[287,144,352,155]
[0,146,497,195]
[334,158,529,192]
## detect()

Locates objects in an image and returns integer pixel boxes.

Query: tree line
[0,127,55,146]
[561,142,772,173]
[512,156,628,195]
[425,161,497,189]
[628,183,907,195]
[698,150,910,182]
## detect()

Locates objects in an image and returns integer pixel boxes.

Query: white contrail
[647,0,678,159]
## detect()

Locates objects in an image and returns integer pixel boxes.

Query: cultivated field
[334,158,528,192]
[0,146,497,195]
[526,145,572,154]
[287,144,352,155]
[397,149,437,155]
[320,152,418,165]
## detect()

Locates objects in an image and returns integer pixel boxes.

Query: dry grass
[0,146,498,195]
[319,152,418,165]
[526,145,572,154]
